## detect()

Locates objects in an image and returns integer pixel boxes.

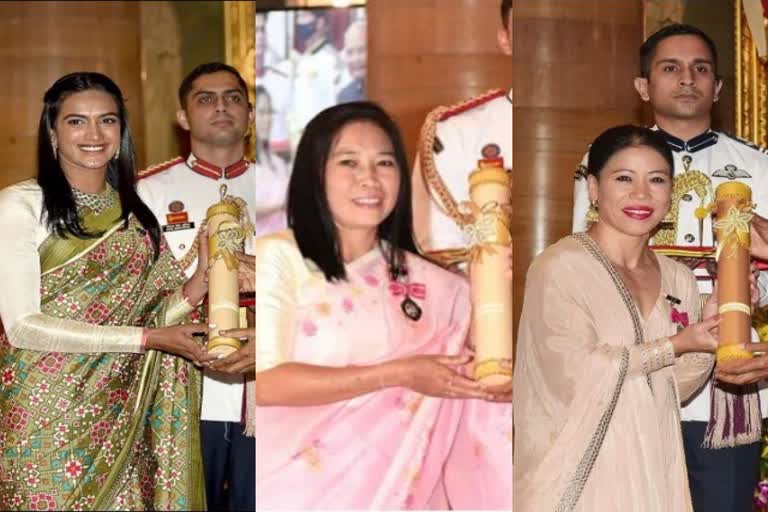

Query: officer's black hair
[501,0,511,28]
[178,62,249,110]
[286,101,417,282]
[37,72,161,259]
[587,125,674,180]
[640,23,719,79]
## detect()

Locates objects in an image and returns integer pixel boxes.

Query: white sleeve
[0,188,143,353]
[572,151,590,233]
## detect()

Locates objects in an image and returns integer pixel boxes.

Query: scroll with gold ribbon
[207,185,247,356]
[466,158,513,385]
[714,182,754,361]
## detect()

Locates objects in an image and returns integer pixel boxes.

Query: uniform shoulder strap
[722,132,768,155]
[137,156,184,181]
[416,89,507,227]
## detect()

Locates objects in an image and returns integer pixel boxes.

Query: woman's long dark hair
[37,72,161,259]
[286,101,418,282]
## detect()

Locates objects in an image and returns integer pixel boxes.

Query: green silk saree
[0,199,205,511]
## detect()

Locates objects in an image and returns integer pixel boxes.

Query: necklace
[72,184,117,214]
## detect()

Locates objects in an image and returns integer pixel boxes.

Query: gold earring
[586,200,599,223]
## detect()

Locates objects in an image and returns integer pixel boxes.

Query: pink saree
[254,232,512,509]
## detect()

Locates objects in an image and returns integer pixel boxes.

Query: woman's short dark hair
[587,125,674,179]
[37,72,161,259]
[286,101,417,282]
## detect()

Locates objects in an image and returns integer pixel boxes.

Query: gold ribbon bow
[459,201,512,264]
[714,205,753,260]
[210,221,245,271]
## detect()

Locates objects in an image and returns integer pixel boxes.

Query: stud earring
[51,140,58,160]
[113,146,120,160]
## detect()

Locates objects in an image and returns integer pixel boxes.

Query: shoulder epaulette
[438,89,507,123]
[723,132,768,155]
[137,156,184,181]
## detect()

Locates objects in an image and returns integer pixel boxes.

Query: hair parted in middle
[286,101,418,282]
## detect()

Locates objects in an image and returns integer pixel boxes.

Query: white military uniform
[287,39,342,153]
[572,127,768,421]
[413,89,513,255]
[137,153,256,423]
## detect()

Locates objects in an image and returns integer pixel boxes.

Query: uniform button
[179,244,186,250]
[682,194,692,202]
[684,233,695,243]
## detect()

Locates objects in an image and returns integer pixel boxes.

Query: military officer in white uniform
[572,25,768,512]
[137,62,256,512]
[412,0,512,258]
[286,10,342,154]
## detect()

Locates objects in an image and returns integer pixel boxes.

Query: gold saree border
[554,233,648,511]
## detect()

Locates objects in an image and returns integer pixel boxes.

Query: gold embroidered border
[418,90,508,229]
[735,0,768,146]
[552,233,646,511]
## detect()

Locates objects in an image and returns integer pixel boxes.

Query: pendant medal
[401,296,422,321]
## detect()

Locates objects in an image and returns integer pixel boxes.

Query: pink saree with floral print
[255,233,512,510]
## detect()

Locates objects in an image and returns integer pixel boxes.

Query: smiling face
[324,121,400,244]
[635,34,721,124]
[588,145,673,237]
[177,71,252,148]
[50,89,121,178]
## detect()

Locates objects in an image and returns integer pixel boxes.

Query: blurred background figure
[255,85,290,236]
[337,19,367,103]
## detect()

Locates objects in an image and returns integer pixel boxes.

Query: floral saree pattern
[0,216,204,511]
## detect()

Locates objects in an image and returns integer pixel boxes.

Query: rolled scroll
[467,157,513,385]
[207,185,246,356]
[714,181,754,362]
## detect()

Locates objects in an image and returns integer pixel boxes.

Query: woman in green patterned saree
[0,72,218,511]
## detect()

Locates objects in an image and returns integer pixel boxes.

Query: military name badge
[163,200,195,233]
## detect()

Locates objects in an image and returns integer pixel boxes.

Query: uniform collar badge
[186,153,248,180]
[655,127,718,154]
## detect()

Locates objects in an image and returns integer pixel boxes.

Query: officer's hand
[482,359,513,402]
[751,214,768,261]
[194,226,210,282]
[209,328,255,374]
[716,345,768,385]
[236,252,255,292]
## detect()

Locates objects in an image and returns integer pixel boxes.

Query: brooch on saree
[666,295,689,331]
[388,268,425,322]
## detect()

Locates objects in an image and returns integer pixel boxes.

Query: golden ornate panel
[735,0,768,146]
[224,1,256,156]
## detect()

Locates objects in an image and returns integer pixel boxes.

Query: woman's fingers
[435,354,473,366]
[740,342,768,353]
[219,328,253,340]
[699,314,720,332]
